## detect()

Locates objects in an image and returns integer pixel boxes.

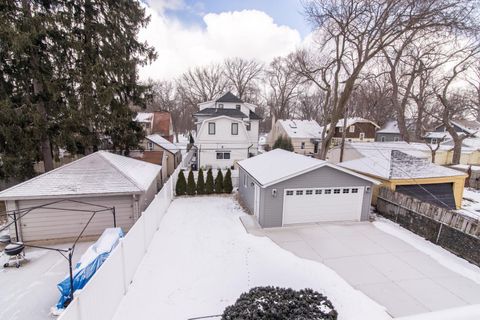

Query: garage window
[343,189,350,194]
[352,188,358,193]
[296,190,303,195]
[315,189,322,195]
[306,190,313,195]
[286,190,294,196]
[324,189,331,194]
[334,189,341,194]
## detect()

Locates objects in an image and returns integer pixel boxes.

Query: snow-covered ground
[458,188,480,219]
[113,196,391,320]
[0,241,91,320]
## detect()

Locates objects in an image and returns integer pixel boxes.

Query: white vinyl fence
[58,152,190,320]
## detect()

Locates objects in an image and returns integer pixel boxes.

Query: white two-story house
[193,92,261,169]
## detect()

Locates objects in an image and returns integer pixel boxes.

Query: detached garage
[238,149,379,228]
[0,151,161,242]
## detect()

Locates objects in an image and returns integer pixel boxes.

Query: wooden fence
[376,187,480,266]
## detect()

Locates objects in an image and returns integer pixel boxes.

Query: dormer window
[236,105,241,110]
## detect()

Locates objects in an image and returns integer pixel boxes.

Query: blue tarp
[56,228,124,309]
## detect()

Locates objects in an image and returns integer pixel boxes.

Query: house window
[231,123,238,135]
[359,132,365,140]
[286,190,294,196]
[306,190,313,195]
[236,105,241,110]
[349,125,355,133]
[243,174,247,187]
[216,152,231,159]
[301,142,305,149]
[431,138,438,144]
[334,189,341,194]
[394,137,399,142]
[208,122,215,135]
[315,189,322,195]
[147,142,154,151]
[343,188,350,194]
[352,188,358,193]
[339,127,344,133]
[296,190,303,195]
[218,103,224,108]
[324,189,332,194]
[246,122,251,131]
[380,136,385,142]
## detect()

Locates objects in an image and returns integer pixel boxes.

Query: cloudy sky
[139,0,312,81]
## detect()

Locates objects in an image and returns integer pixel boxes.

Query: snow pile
[373,218,480,285]
[112,197,391,320]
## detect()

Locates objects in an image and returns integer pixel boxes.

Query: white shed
[0,151,161,242]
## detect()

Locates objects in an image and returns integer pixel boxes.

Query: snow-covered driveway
[112,196,391,320]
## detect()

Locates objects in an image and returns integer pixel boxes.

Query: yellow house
[338,149,467,209]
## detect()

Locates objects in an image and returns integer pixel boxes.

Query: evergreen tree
[215,170,224,194]
[175,170,187,196]
[273,136,294,152]
[223,169,233,194]
[186,170,196,195]
[196,168,206,194]
[205,168,214,194]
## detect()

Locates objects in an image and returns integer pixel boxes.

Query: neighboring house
[424,119,480,144]
[193,91,261,169]
[132,134,182,181]
[237,149,380,228]
[135,111,174,142]
[268,119,323,155]
[0,151,161,242]
[375,119,416,142]
[329,117,379,144]
[337,147,467,209]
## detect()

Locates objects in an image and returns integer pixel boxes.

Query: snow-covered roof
[146,134,180,153]
[134,112,154,123]
[0,151,161,200]
[424,131,451,139]
[238,149,379,187]
[450,119,480,135]
[338,146,466,180]
[278,119,323,139]
[377,120,400,134]
[335,117,380,129]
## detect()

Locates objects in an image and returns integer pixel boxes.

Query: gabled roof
[146,134,180,154]
[193,108,248,118]
[435,119,480,135]
[238,149,379,187]
[338,146,466,180]
[377,120,400,134]
[278,119,323,139]
[0,151,161,200]
[216,91,243,103]
[335,117,380,128]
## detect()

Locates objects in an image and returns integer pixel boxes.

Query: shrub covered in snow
[205,169,214,194]
[175,170,186,196]
[223,169,233,194]
[215,169,224,193]
[222,286,338,320]
[186,170,196,195]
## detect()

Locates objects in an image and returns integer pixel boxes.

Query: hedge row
[176,168,233,196]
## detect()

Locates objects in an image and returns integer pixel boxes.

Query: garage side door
[283,187,364,225]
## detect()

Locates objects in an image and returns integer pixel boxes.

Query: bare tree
[224,58,263,101]
[298,0,478,159]
[265,55,303,121]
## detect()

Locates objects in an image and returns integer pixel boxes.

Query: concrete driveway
[256,222,480,318]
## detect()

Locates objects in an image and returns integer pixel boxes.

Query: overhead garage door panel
[283,187,364,225]
[396,183,455,209]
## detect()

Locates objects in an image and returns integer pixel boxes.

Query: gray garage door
[396,183,455,209]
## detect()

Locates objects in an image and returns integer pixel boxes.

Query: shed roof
[0,151,161,200]
[146,134,180,153]
[238,149,379,187]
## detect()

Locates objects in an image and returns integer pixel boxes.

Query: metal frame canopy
[0,198,117,306]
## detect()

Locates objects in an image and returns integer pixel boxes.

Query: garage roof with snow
[238,149,379,187]
[0,151,161,200]
[146,134,180,154]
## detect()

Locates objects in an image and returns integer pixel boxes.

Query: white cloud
[139,6,302,81]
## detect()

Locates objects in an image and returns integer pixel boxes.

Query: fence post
[436,223,443,244]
